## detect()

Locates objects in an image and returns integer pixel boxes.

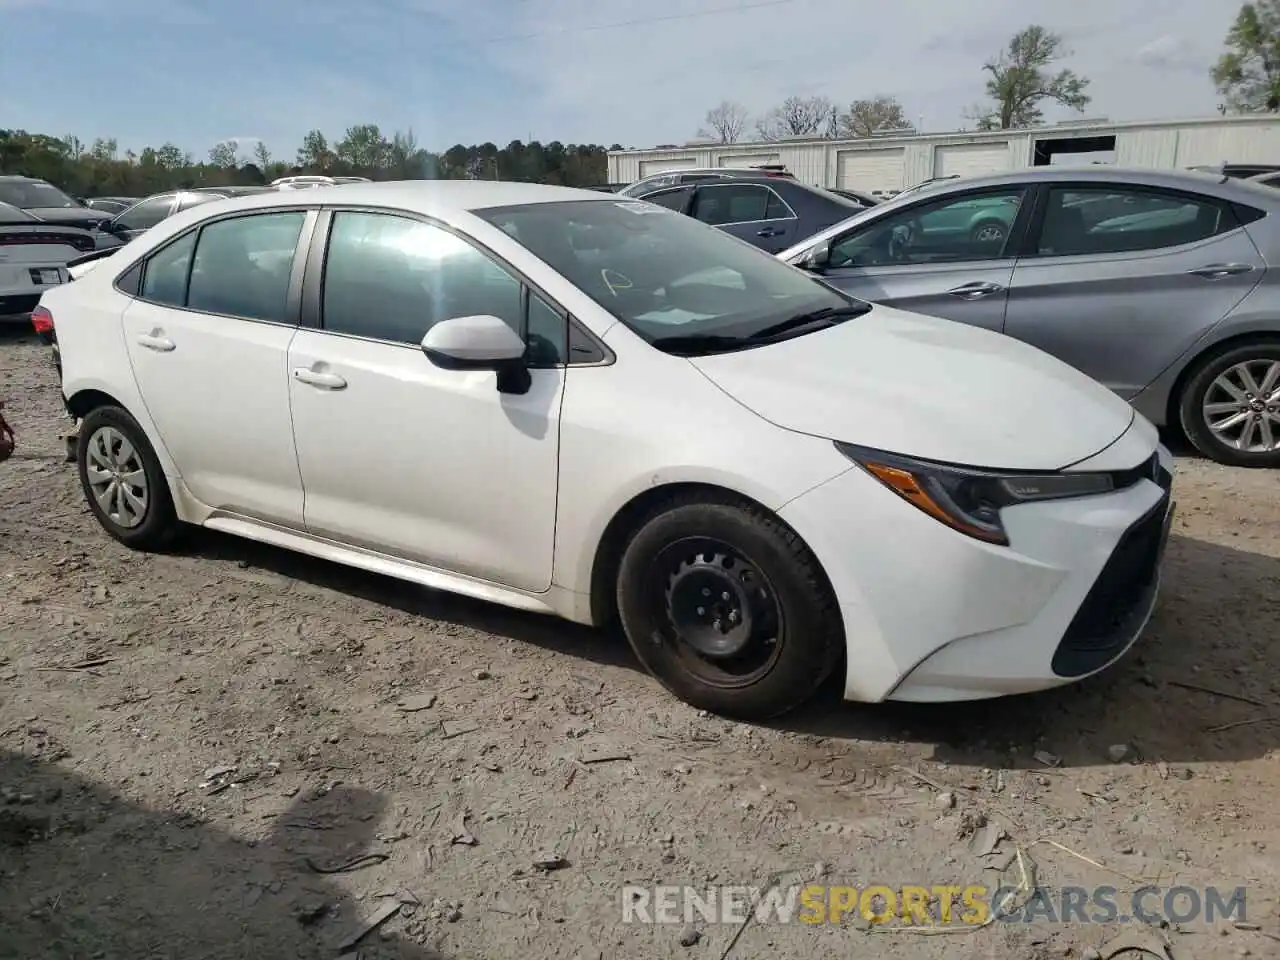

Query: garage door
[837,148,905,196]
[639,157,697,177]
[933,143,1009,179]
[718,153,780,168]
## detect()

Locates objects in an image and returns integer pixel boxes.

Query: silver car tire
[1179,342,1280,468]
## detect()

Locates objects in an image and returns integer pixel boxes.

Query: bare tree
[698,101,750,144]
[207,141,238,168]
[253,141,272,169]
[838,96,912,138]
[1212,1,1280,112]
[970,25,1091,130]
[756,95,836,140]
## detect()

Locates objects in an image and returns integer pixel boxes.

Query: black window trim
[690,182,798,227]
[299,204,614,368]
[115,205,319,328]
[828,183,1038,264]
[1018,181,1252,261]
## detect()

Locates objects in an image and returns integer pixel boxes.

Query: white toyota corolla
[38,181,1175,720]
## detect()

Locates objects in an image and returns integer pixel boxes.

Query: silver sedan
[779,167,1280,468]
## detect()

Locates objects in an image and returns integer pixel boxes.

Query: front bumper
[778,442,1174,703]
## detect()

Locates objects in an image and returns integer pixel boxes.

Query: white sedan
[38,182,1174,719]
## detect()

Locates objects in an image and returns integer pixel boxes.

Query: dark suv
[633,175,866,253]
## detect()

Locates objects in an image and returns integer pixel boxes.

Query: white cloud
[412,0,1238,145]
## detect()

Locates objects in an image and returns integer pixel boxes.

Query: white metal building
[606,115,1280,196]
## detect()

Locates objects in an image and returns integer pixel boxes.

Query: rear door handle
[757,227,784,238]
[947,281,1005,300]
[1189,263,1255,279]
[136,332,175,352]
[293,367,347,390]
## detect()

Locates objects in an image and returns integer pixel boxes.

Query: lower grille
[1051,490,1171,678]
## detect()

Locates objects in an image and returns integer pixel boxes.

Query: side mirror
[798,242,831,273]
[421,314,531,394]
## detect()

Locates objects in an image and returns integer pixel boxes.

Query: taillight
[31,306,54,337]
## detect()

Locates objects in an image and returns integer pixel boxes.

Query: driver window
[322,211,525,347]
[828,187,1026,268]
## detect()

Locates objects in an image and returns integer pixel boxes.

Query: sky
[0,0,1244,162]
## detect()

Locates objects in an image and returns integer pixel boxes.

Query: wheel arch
[67,387,127,420]
[586,481,824,628]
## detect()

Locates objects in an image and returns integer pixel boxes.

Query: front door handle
[293,367,347,390]
[757,227,784,238]
[1189,263,1255,279]
[947,281,1005,300]
[136,332,175,352]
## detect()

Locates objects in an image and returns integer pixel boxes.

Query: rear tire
[615,494,843,721]
[1178,341,1280,468]
[76,406,182,550]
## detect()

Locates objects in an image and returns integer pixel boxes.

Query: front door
[120,210,311,524]
[287,210,564,593]
[813,185,1031,333]
[1003,183,1266,397]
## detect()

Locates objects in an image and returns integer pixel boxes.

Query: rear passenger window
[140,231,197,306]
[764,190,792,219]
[186,212,305,323]
[695,185,772,225]
[1036,187,1241,257]
[322,212,523,345]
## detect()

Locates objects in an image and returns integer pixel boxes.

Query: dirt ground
[2,328,1280,960]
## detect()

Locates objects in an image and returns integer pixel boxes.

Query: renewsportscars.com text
[621,884,1247,926]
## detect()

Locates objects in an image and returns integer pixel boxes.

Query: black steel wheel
[616,494,843,720]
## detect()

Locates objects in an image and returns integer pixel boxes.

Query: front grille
[1051,489,1171,678]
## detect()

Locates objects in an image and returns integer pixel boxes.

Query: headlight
[835,442,1115,546]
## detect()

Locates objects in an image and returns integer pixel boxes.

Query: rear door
[689,182,799,252]
[813,184,1032,333]
[119,208,314,524]
[1003,183,1266,397]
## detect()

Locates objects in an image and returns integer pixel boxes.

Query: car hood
[25,207,109,229]
[688,305,1136,471]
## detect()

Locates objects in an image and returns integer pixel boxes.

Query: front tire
[1179,342,1280,468]
[76,406,181,549]
[615,494,843,721]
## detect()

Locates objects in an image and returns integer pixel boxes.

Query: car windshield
[0,179,83,209]
[477,198,864,353]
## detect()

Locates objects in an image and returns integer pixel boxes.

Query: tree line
[694,4,1280,144]
[0,126,620,199]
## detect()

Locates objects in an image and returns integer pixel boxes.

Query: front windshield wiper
[647,334,753,357]
[747,303,871,341]
[649,304,871,357]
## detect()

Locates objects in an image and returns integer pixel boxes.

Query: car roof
[866,166,1280,211]
[165,179,611,214]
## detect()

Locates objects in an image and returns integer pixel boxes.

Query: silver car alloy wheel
[973,224,1005,242]
[1202,359,1280,452]
[85,426,149,528]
